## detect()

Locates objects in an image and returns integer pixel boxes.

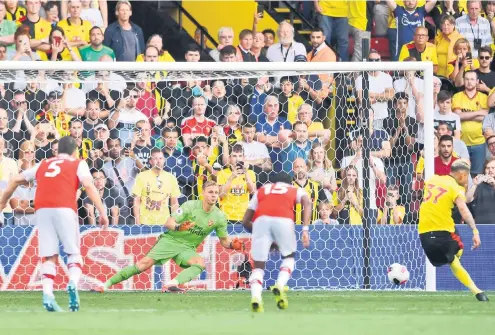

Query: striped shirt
[455,15,492,58]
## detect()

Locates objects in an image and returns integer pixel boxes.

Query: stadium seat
[371,38,391,60]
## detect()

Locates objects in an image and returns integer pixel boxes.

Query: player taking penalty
[242,172,311,312]
[98,181,244,293]
[0,136,109,312]
[419,159,488,301]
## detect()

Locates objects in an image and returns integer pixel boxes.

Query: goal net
[0,61,435,291]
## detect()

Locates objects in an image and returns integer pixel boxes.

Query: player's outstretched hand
[472,234,481,250]
[302,231,310,248]
[178,221,195,231]
[99,215,109,230]
[231,238,245,251]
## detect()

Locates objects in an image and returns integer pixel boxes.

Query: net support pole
[361,38,372,290]
[423,63,436,292]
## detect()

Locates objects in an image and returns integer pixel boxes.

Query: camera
[473,39,482,50]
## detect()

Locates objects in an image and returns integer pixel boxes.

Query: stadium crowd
[0,0,495,228]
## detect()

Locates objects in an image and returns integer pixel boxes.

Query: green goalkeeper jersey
[165,200,228,248]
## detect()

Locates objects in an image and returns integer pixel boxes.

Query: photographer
[126,120,154,168]
[217,144,256,224]
[466,158,495,225]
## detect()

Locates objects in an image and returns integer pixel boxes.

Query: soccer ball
[387,263,410,285]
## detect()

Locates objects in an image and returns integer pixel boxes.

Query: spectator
[181,96,216,148]
[132,148,180,225]
[69,118,92,160]
[206,80,230,124]
[295,104,325,140]
[266,21,306,62]
[307,27,337,62]
[80,0,104,28]
[437,122,470,161]
[210,26,234,62]
[313,201,339,225]
[278,76,304,124]
[108,87,148,146]
[102,137,139,224]
[486,135,495,158]
[219,45,237,62]
[23,0,52,55]
[57,0,91,48]
[217,144,256,223]
[134,71,159,123]
[450,38,479,81]
[314,0,348,61]
[386,0,436,60]
[453,70,488,175]
[378,184,406,225]
[190,136,218,200]
[245,76,273,122]
[434,135,459,175]
[162,127,194,204]
[383,92,418,208]
[435,14,464,78]
[24,79,46,117]
[222,105,244,144]
[103,0,144,62]
[44,1,59,26]
[308,141,338,195]
[31,121,56,161]
[399,26,439,74]
[82,98,104,139]
[348,0,374,62]
[434,91,462,139]
[430,0,466,27]
[93,123,109,151]
[251,32,268,62]
[349,109,392,159]
[7,90,35,139]
[262,28,275,49]
[356,50,395,130]
[0,43,7,60]
[466,157,495,224]
[84,169,122,226]
[0,2,17,51]
[238,123,272,175]
[79,26,115,61]
[45,26,81,61]
[184,43,201,62]
[8,25,39,61]
[60,72,86,113]
[61,0,108,28]
[236,29,256,62]
[194,26,211,53]
[455,46,495,90]
[9,160,36,225]
[0,108,22,158]
[393,59,425,119]
[127,119,154,167]
[333,165,364,225]
[455,0,492,58]
[136,34,174,63]
[278,121,330,174]
[0,136,19,225]
[292,157,327,224]
[85,68,122,108]
[5,0,26,22]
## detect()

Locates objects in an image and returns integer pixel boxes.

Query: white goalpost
[0,61,436,292]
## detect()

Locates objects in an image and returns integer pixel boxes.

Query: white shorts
[36,208,80,258]
[251,216,296,262]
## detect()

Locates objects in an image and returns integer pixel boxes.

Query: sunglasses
[479,56,491,60]
[15,101,27,105]
[368,58,381,62]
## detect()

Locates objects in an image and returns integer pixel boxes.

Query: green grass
[0,291,493,335]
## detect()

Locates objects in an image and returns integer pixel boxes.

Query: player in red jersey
[242,172,311,312]
[0,136,108,312]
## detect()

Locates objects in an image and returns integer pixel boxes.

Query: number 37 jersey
[248,183,307,221]
[22,154,92,213]
[418,175,466,234]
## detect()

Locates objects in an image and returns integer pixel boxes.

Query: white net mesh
[0,64,433,291]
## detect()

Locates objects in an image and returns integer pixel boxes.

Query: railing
[280,0,315,29]
[173,1,219,50]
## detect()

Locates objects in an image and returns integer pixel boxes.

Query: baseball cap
[94,123,109,131]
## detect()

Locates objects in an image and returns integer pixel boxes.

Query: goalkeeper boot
[67,280,80,312]
[162,285,185,294]
[251,298,264,313]
[42,294,63,312]
[476,292,489,302]
[271,285,288,310]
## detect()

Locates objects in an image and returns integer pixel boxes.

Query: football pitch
[0,291,493,335]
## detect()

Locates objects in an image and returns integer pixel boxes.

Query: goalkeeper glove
[230,238,245,251]
[175,221,194,231]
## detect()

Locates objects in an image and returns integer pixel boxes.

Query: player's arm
[133,197,141,225]
[242,191,258,232]
[84,203,96,225]
[0,167,36,211]
[218,236,244,250]
[455,196,481,249]
[298,189,312,248]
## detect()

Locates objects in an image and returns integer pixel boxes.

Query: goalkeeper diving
[97,181,244,293]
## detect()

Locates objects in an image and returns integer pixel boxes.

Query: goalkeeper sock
[249,268,264,301]
[175,265,204,285]
[276,257,295,289]
[105,265,141,289]
[67,254,83,288]
[41,261,56,297]
[450,256,482,294]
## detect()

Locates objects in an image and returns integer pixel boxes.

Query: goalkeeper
[97,181,244,293]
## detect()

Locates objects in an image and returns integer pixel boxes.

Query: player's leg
[271,218,297,310]
[248,217,273,312]
[163,251,205,293]
[37,209,63,312]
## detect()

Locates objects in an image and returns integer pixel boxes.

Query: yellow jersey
[378,206,406,225]
[319,0,348,18]
[452,91,488,146]
[418,175,466,234]
[131,170,181,225]
[136,51,175,62]
[217,168,256,221]
[57,18,92,44]
[286,94,305,124]
[348,0,373,32]
[332,191,363,225]
[398,42,439,65]
[293,179,321,224]
[44,111,72,137]
[6,6,27,23]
